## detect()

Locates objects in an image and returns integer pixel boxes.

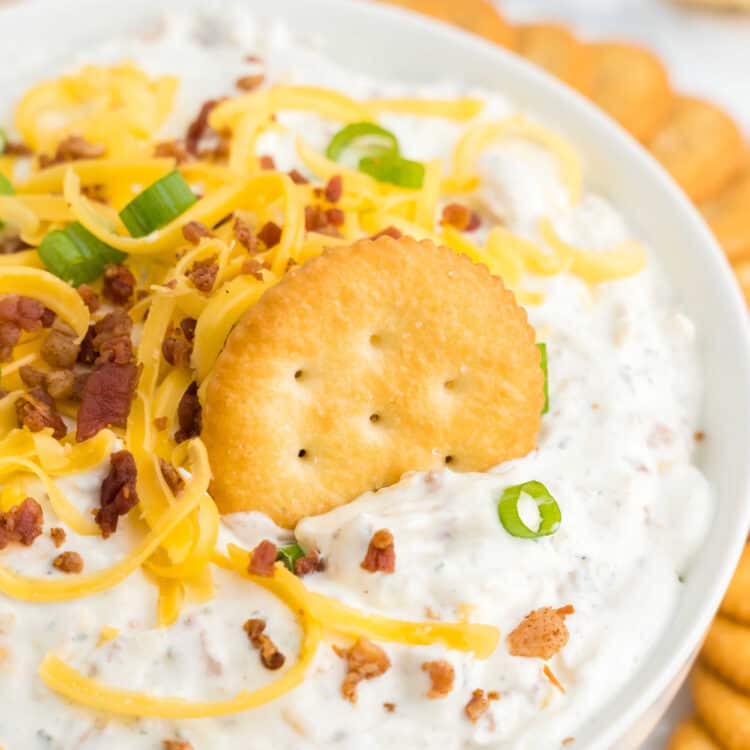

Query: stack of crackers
[378,2,750,747]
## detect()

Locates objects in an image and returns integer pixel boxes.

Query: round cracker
[203,236,543,528]
[668,718,722,750]
[691,663,750,750]
[702,616,750,693]
[378,0,515,47]
[585,41,673,142]
[648,96,744,203]
[720,543,750,624]
[515,24,590,93]
[702,164,750,262]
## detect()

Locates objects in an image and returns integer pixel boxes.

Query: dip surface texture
[0,10,710,750]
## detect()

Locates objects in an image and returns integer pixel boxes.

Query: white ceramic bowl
[2,0,750,746]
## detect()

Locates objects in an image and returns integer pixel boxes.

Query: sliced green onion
[498,480,561,539]
[38,222,126,287]
[326,122,400,167]
[359,153,425,189]
[538,342,549,414]
[0,172,15,232]
[119,170,197,238]
[276,543,305,572]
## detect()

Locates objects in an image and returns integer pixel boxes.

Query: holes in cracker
[369,413,380,424]
[294,369,304,380]
[369,333,382,347]
[298,449,308,459]
[444,455,455,465]
[444,379,457,391]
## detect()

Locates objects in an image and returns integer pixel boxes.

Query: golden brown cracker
[668,718,722,750]
[702,165,750,262]
[378,0,516,48]
[515,24,590,93]
[720,543,750,624]
[203,236,543,528]
[585,42,673,142]
[649,97,744,203]
[701,616,750,693]
[691,663,750,750]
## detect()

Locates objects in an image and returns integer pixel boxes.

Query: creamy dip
[0,9,710,750]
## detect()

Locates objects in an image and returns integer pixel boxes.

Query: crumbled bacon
[0,294,46,332]
[233,216,257,253]
[243,618,286,670]
[304,205,342,236]
[162,332,192,368]
[361,529,395,574]
[325,175,343,203]
[0,322,20,361]
[76,362,139,442]
[187,255,219,293]
[154,416,168,431]
[96,450,139,538]
[259,155,276,171]
[182,221,213,244]
[441,203,481,232]
[159,458,184,495]
[175,382,202,443]
[507,606,574,660]
[333,638,391,703]
[288,169,309,185]
[16,388,67,438]
[92,310,134,366]
[41,320,79,369]
[163,741,193,750]
[240,257,267,281]
[19,365,45,388]
[236,73,264,91]
[77,284,100,313]
[422,660,455,699]
[383,702,396,713]
[0,498,43,550]
[248,540,277,577]
[38,135,105,168]
[186,99,221,156]
[50,527,66,548]
[4,140,32,156]
[294,547,326,577]
[153,139,192,163]
[257,221,282,249]
[464,689,491,723]
[102,264,136,305]
[53,550,84,574]
[180,318,197,341]
[0,235,30,255]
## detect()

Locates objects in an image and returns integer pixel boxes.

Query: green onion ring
[276,543,306,572]
[538,342,549,415]
[326,122,400,167]
[498,480,561,539]
[358,153,425,189]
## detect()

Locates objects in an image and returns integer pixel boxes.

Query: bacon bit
[77,284,100,313]
[543,664,565,693]
[93,310,134,366]
[488,690,500,701]
[182,221,213,244]
[441,203,481,232]
[19,365,45,388]
[45,369,75,401]
[361,529,396,574]
[236,73,265,91]
[153,139,192,163]
[50,527,66,548]
[294,547,326,577]
[371,226,403,241]
[241,257,267,281]
[694,430,706,442]
[41,319,79,368]
[186,99,221,156]
[562,738,575,745]
[162,333,192,368]
[326,207,345,227]
[243,618,286,670]
[333,638,391,703]
[180,318,197,341]
[383,702,396,713]
[163,741,193,750]
[0,235,30,255]
[159,458,184,495]
[187,255,219,293]
[234,216,257,253]
[0,295,46,341]
[0,498,43,550]
[325,175,343,203]
[257,221,282,249]
[4,140,32,156]
[102,264,136,305]
[38,135,105,168]
[248,540,277,577]
[154,416,168,431]
[304,205,342,236]
[96,450,139,538]
[464,689,491,723]
[259,155,277,171]
[16,388,67,438]
[175,381,202,443]
[53,550,84,574]
[422,660,455,699]
[0,322,20,361]
[288,169,309,185]
[76,362,139,442]
[507,606,574,660]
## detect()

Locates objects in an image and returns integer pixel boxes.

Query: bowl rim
[2,0,750,746]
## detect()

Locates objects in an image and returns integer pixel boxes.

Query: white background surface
[497,2,749,746]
